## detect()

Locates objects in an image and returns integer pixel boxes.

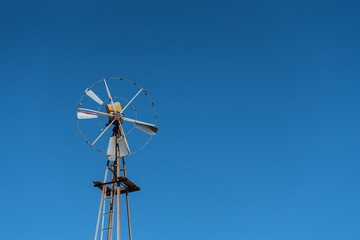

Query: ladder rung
[105,197,114,200]
[102,228,112,231]
[103,212,114,215]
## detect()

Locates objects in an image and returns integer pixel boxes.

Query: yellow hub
[106,102,122,114]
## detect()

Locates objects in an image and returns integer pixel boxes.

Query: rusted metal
[96,96,137,138]
[93,176,141,196]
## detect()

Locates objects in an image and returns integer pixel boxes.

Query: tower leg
[125,193,132,240]
[116,157,121,240]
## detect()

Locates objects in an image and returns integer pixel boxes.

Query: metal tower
[76,78,158,240]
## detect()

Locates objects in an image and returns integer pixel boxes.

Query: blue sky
[1,0,360,239]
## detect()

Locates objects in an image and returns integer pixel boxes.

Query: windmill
[76,77,158,240]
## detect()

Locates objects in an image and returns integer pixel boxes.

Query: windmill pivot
[114,112,124,121]
[105,102,124,124]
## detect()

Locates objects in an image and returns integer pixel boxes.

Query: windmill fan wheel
[76,77,158,158]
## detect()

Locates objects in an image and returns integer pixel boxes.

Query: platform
[93,176,141,196]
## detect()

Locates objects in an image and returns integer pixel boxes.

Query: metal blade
[107,136,116,161]
[85,88,104,105]
[123,117,158,135]
[135,122,158,135]
[77,112,98,119]
[118,136,131,157]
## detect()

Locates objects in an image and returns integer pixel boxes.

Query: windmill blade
[135,122,158,135]
[123,117,158,135]
[107,136,116,161]
[77,112,98,119]
[85,88,104,105]
[118,136,131,157]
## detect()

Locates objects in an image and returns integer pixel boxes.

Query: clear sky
[1,0,360,239]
